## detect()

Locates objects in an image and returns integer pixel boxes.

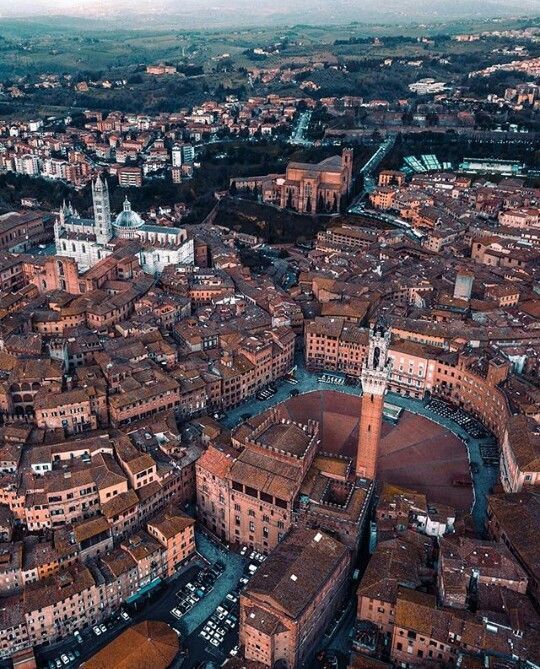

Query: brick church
[232,148,354,214]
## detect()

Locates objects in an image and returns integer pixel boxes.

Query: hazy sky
[0,0,537,22]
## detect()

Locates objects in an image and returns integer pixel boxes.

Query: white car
[100,624,107,633]
[240,546,247,556]
[230,646,239,656]
[200,630,210,639]
[120,611,130,621]
[93,626,102,636]
[171,608,182,619]
[60,655,69,666]
[210,638,220,647]
[226,594,238,603]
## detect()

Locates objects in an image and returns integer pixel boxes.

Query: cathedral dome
[113,197,144,229]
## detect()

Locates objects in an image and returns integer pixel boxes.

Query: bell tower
[92,174,112,245]
[341,147,353,194]
[356,322,392,480]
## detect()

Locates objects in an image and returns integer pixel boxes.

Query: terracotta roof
[246,527,349,619]
[147,510,195,540]
[81,620,179,669]
[73,516,110,544]
[101,489,139,520]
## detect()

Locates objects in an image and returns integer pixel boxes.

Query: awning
[126,577,162,604]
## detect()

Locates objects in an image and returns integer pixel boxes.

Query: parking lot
[35,531,256,669]
[170,535,270,664]
[425,398,490,441]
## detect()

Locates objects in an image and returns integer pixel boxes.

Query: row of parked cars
[200,592,239,649]
[45,650,80,669]
[426,398,489,439]
[256,383,277,401]
[171,562,225,620]
[318,374,345,386]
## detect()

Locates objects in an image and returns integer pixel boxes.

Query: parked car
[93,626,102,636]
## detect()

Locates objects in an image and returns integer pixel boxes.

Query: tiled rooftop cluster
[0,152,538,668]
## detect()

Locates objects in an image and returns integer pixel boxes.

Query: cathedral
[54,175,194,275]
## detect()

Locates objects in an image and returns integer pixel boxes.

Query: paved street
[290,111,313,145]
[348,134,396,207]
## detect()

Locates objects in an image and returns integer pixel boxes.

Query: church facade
[54,175,194,275]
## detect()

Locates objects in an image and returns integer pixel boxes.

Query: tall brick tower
[356,322,392,480]
[341,147,354,195]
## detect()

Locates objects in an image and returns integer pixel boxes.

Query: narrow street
[290,111,313,146]
[348,134,396,208]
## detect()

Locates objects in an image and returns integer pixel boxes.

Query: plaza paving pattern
[221,356,499,531]
[238,389,473,512]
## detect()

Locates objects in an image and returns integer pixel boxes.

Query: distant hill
[2,0,538,28]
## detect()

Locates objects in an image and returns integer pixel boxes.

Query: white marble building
[55,176,194,275]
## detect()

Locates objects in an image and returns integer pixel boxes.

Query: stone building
[233,149,354,214]
[239,527,350,669]
[55,177,194,275]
